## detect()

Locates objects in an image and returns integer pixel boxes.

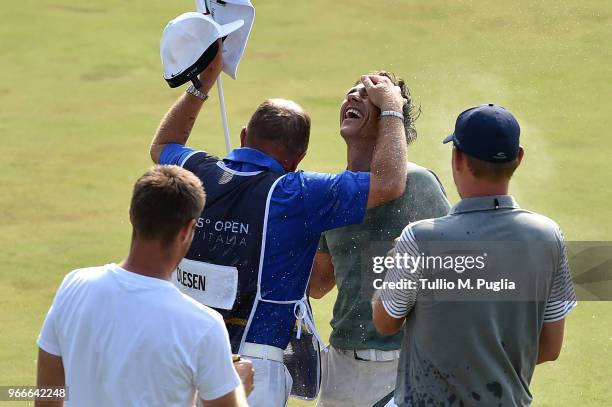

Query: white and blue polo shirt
[161,144,370,351]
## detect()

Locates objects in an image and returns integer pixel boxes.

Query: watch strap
[380,110,404,120]
[186,85,209,102]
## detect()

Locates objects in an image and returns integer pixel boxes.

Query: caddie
[152,12,410,407]
[373,104,577,406]
[309,71,451,407]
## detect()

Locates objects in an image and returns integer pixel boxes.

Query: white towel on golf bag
[195,0,255,79]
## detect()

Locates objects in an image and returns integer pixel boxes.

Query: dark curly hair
[357,71,420,145]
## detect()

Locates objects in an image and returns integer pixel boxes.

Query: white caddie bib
[172,258,238,310]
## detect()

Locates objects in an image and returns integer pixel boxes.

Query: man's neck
[120,240,178,281]
[346,140,375,171]
[459,183,509,199]
[247,141,293,173]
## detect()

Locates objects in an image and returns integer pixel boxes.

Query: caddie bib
[174,152,322,400]
[172,155,280,351]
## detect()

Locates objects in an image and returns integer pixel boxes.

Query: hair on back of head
[464,153,520,182]
[130,165,205,244]
[247,99,311,154]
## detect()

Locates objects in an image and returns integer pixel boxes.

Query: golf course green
[1,1,610,405]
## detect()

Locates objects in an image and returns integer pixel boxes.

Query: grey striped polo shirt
[380,195,576,406]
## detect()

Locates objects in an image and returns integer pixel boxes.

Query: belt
[225,317,247,326]
[225,317,306,332]
[342,348,400,362]
[240,342,285,363]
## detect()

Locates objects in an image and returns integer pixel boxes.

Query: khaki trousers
[317,345,399,407]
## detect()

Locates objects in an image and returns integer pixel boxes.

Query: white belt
[241,342,284,363]
[345,348,400,362]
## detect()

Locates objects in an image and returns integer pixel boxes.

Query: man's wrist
[196,74,218,96]
[186,85,209,102]
[380,101,404,113]
[380,110,404,121]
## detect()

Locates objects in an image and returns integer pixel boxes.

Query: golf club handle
[217,77,232,154]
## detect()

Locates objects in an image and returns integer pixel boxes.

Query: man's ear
[517,146,525,165]
[296,150,307,166]
[180,219,197,243]
[285,150,307,172]
[240,127,247,147]
[452,147,463,172]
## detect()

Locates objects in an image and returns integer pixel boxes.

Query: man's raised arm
[362,75,408,208]
[150,40,224,163]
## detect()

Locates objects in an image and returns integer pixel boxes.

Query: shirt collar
[449,195,520,215]
[224,147,286,174]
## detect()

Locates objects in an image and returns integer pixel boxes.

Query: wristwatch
[186,85,209,102]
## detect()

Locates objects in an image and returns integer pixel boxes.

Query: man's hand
[150,40,224,163]
[197,39,224,95]
[361,75,404,113]
[234,359,255,396]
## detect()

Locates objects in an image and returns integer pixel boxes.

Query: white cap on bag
[160,12,244,88]
[195,0,255,79]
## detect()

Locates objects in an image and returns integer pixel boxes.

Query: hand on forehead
[347,75,389,94]
[346,76,408,107]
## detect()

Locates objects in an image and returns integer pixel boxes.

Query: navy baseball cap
[443,104,520,163]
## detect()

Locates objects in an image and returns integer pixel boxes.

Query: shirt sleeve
[406,168,450,221]
[195,315,241,400]
[379,226,423,319]
[159,144,200,167]
[298,170,370,235]
[37,271,78,356]
[421,170,451,218]
[37,302,62,356]
[317,233,330,254]
[543,231,577,323]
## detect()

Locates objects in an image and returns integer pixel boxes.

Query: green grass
[1,0,611,405]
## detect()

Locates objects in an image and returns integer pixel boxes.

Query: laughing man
[309,72,450,407]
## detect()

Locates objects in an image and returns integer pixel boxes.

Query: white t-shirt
[38,264,241,406]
